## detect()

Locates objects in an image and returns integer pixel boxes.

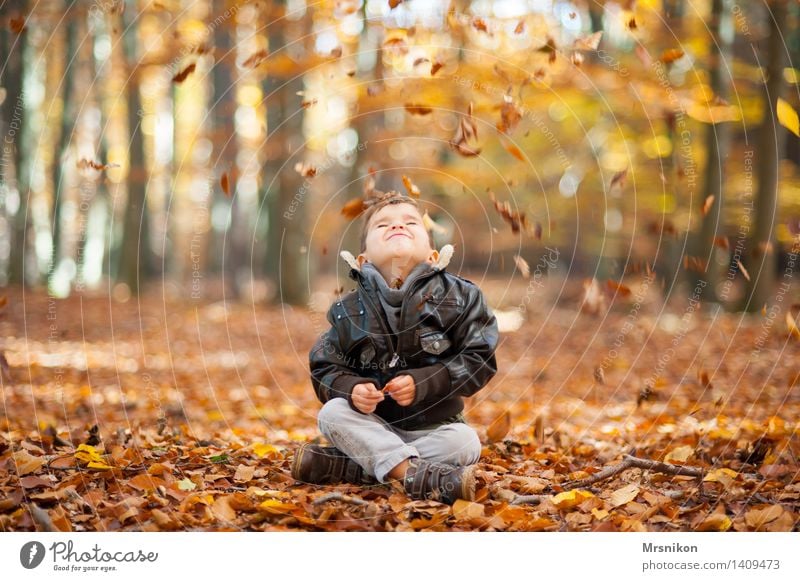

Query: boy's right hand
[351,382,384,414]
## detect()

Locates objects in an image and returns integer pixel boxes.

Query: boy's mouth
[387,232,411,240]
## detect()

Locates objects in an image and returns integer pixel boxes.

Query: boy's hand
[384,375,416,407]
[351,382,384,414]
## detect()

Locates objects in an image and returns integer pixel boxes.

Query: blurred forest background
[1,0,799,311]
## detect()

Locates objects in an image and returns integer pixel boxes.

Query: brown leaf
[514,20,525,34]
[606,279,632,297]
[233,464,255,483]
[10,16,25,34]
[341,198,366,220]
[172,62,196,84]
[609,484,640,508]
[220,172,231,197]
[242,48,269,69]
[404,103,433,116]
[609,168,628,192]
[430,61,444,76]
[389,0,404,8]
[77,159,120,171]
[486,410,511,443]
[294,162,317,178]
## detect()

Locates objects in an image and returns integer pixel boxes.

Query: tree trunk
[49,0,80,285]
[746,0,788,311]
[210,0,243,298]
[263,2,309,305]
[695,0,734,300]
[3,0,30,285]
[118,0,150,294]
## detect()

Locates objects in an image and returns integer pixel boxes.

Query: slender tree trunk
[210,0,243,298]
[50,0,80,285]
[746,0,788,311]
[695,0,734,300]
[3,1,29,285]
[118,0,150,294]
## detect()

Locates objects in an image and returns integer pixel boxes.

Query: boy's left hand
[383,374,416,407]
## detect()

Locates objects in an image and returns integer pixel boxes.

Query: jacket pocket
[347,336,376,368]
[419,331,452,355]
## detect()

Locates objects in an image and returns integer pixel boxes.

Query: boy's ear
[427,249,440,264]
[356,253,368,268]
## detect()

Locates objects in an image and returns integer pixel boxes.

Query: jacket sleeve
[309,309,378,412]
[404,286,499,405]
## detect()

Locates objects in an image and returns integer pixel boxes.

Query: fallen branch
[564,454,704,490]
[312,492,369,507]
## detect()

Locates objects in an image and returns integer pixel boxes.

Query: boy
[292,192,499,504]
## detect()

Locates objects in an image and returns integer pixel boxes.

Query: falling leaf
[573,31,602,51]
[486,410,511,443]
[430,61,444,76]
[382,36,409,55]
[502,140,525,161]
[220,172,231,197]
[713,236,729,250]
[388,0,403,9]
[242,48,269,69]
[10,16,25,34]
[341,198,366,220]
[497,98,522,134]
[301,98,318,109]
[402,175,421,197]
[294,162,317,178]
[609,168,628,192]
[472,18,488,32]
[404,103,433,116]
[514,20,525,34]
[77,159,120,171]
[551,489,594,510]
[701,195,715,216]
[412,57,430,67]
[606,279,632,297]
[513,255,530,278]
[610,483,640,508]
[329,46,343,58]
[777,98,800,137]
[660,48,685,64]
[787,310,800,339]
[172,62,196,84]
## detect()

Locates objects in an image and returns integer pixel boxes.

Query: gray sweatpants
[317,398,482,483]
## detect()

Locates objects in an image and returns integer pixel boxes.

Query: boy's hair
[359,193,434,253]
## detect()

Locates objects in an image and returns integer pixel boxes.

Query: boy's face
[359,203,436,276]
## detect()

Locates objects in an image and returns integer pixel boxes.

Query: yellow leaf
[12,451,45,476]
[86,461,112,471]
[452,499,485,521]
[74,444,104,464]
[253,443,281,458]
[703,468,738,487]
[664,445,694,464]
[777,98,800,137]
[609,483,640,508]
[591,508,609,520]
[258,499,296,514]
[551,489,594,510]
[697,513,732,531]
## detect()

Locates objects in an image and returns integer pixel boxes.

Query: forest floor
[1,279,798,532]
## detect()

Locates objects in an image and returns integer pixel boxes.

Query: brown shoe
[402,459,477,504]
[291,444,376,485]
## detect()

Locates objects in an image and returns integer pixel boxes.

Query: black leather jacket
[309,261,499,430]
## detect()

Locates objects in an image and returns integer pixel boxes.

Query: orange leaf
[486,410,511,443]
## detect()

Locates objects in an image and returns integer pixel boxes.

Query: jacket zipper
[355,268,440,370]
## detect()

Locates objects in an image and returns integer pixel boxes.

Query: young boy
[292,192,499,504]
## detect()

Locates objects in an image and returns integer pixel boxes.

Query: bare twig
[510,494,546,506]
[564,454,704,490]
[312,492,369,506]
[29,504,57,532]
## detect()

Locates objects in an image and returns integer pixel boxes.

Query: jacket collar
[340,244,455,281]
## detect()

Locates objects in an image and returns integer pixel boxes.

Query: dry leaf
[486,410,511,443]
[610,483,640,508]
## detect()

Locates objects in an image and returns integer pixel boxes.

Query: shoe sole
[460,464,478,501]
